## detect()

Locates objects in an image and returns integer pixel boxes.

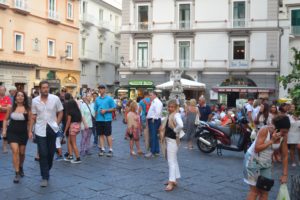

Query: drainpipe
[277,0,284,99]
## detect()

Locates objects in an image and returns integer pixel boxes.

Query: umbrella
[156,78,206,90]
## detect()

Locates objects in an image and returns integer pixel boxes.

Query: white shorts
[56,137,62,149]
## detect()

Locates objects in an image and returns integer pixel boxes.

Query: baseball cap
[98,84,106,89]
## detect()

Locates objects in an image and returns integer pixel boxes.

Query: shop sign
[129,80,153,86]
[214,87,273,93]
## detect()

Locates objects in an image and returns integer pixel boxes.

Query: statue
[169,70,185,106]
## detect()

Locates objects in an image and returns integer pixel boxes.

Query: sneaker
[106,150,113,157]
[55,156,64,161]
[19,167,24,177]
[64,156,73,162]
[154,153,160,157]
[71,158,82,164]
[144,152,153,158]
[13,172,20,184]
[40,179,48,187]
[292,162,297,167]
[98,149,105,157]
[64,152,69,158]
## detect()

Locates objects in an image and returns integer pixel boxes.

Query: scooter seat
[208,123,231,137]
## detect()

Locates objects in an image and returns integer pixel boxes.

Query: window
[99,9,103,22]
[291,9,300,35]
[81,38,86,56]
[233,40,245,60]
[115,15,119,31]
[81,64,86,75]
[115,47,119,63]
[233,1,246,28]
[0,28,2,49]
[137,42,148,68]
[96,65,100,77]
[49,0,56,11]
[66,43,73,59]
[67,0,73,20]
[47,39,55,57]
[138,5,149,30]
[179,41,190,68]
[36,70,40,79]
[99,43,103,59]
[179,4,190,29]
[14,32,24,52]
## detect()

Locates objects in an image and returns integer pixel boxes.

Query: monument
[169,70,185,106]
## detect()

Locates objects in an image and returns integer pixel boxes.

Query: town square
[0,0,300,199]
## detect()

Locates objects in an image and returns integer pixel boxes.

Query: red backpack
[143,99,151,113]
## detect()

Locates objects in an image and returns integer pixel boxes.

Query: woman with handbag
[80,94,95,156]
[185,99,200,150]
[160,100,184,192]
[244,115,290,200]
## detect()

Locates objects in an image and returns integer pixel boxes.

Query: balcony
[47,10,60,24]
[291,26,300,36]
[229,60,249,69]
[0,0,9,9]
[179,59,191,69]
[137,60,149,69]
[13,0,29,15]
[138,22,150,31]
[231,19,247,28]
[179,21,191,30]
[80,14,96,26]
[98,21,110,32]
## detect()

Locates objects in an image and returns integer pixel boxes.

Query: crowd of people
[0,83,299,195]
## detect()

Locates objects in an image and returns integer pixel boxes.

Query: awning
[212,87,275,93]
[156,79,206,90]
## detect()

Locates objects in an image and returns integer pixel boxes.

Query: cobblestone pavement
[0,116,299,200]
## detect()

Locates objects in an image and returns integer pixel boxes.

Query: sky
[103,0,122,9]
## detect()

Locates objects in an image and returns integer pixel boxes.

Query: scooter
[195,117,252,156]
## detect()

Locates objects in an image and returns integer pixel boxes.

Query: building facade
[279,0,300,98]
[120,0,281,106]
[79,0,121,93]
[0,0,80,96]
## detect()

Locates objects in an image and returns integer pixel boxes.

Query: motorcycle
[195,117,252,156]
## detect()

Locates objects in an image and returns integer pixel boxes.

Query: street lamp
[60,49,69,60]
[270,54,274,66]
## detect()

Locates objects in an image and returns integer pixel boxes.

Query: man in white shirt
[244,98,254,126]
[30,81,63,187]
[145,91,163,158]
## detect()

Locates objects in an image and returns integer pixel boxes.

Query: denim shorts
[243,152,272,186]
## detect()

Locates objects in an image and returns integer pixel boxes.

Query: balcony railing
[230,60,249,68]
[98,21,110,31]
[81,14,96,26]
[138,22,149,30]
[14,0,28,13]
[179,59,191,68]
[232,19,247,28]
[137,60,149,68]
[179,21,191,30]
[291,26,300,36]
[47,10,60,23]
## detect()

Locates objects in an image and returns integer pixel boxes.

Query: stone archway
[182,74,194,81]
[62,75,78,95]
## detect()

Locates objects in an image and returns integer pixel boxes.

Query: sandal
[130,151,137,156]
[164,181,177,186]
[164,183,175,192]
[137,151,143,155]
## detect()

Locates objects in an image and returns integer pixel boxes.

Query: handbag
[85,102,96,124]
[256,175,274,191]
[195,111,201,125]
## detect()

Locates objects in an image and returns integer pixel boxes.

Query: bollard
[290,175,300,200]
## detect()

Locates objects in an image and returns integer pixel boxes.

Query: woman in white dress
[287,104,300,167]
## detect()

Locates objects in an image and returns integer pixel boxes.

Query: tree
[279,47,300,115]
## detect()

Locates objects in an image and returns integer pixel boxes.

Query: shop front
[212,77,275,108]
[117,80,155,100]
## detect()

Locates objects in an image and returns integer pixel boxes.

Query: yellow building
[0,0,80,96]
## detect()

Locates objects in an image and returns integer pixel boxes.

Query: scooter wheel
[197,134,216,154]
